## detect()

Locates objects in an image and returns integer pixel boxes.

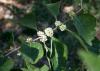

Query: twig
[5,46,21,56]
[76,8,83,14]
[76,0,83,14]
[32,37,41,42]
[50,38,53,57]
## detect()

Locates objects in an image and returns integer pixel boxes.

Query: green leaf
[74,0,89,4]
[46,2,60,16]
[12,2,37,30]
[35,3,55,25]
[0,59,14,71]
[42,0,51,4]
[51,46,58,70]
[22,62,39,71]
[73,13,96,45]
[40,65,49,71]
[22,62,49,71]
[22,68,28,71]
[18,13,36,29]
[78,50,100,71]
[52,37,68,71]
[20,42,44,64]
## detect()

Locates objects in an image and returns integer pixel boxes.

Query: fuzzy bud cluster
[44,28,53,37]
[37,31,47,42]
[26,37,32,42]
[55,21,67,31]
[37,27,54,42]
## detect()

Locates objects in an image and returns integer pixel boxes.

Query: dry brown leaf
[0,6,6,19]
[0,0,25,9]
[0,0,15,4]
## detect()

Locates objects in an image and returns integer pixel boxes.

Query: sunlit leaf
[22,62,39,71]
[40,64,49,71]
[20,42,44,64]
[52,37,68,71]
[78,50,100,71]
